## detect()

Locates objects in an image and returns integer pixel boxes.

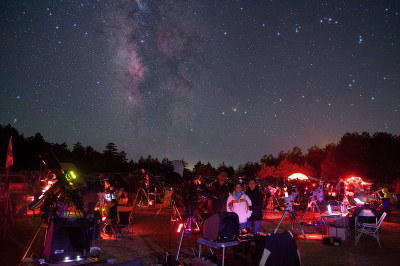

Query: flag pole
[5,167,9,185]
[5,136,13,184]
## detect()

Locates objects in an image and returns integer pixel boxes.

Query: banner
[6,136,13,168]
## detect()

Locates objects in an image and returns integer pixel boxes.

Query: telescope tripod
[154,190,183,228]
[20,209,59,262]
[175,214,201,262]
[299,197,326,226]
[134,181,149,208]
[275,207,308,242]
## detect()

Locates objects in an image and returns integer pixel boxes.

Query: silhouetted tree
[321,144,340,180]
[193,161,205,175]
[286,146,305,166]
[258,164,277,179]
[103,143,118,158]
[217,162,235,179]
[203,162,216,176]
[336,132,371,179]
[276,150,287,166]
[241,161,261,178]
[305,145,326,177]
[260,154,276,167]
[50,142,71,162]
[369,132,400,183]
[3,124,400,182]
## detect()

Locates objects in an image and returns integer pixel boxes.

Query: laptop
[328,205,342,217]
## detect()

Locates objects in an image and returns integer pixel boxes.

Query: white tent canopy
[287,173,308,181]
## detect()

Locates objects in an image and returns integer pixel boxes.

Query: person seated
[104,199,118,224]
[381,187,396,205]
[100,199,118,237]
[117,188,129,206]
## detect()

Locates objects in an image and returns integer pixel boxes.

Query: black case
[323,236,341,246]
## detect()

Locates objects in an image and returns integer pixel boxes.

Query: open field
[2,199,400,266]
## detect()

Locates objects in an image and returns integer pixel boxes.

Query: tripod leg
[314,202,327,226]
[137,189,143,207]
[299,204,310,223]
[192,217,201,232]
[21,220,45,260]
[143,189,149,207]
[274,210,287,234]
[154,200,168,219]
[173,202,182,221]
[133,188,141,208]
[175,220,187,261]
[292,212,308,242]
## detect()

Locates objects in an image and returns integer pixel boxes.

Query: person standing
[245,178,264,234]
[208,171,231,214]
[227,182,252,230]
[395,178,400,208]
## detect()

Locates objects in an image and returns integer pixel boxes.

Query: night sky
[1,1,399,169]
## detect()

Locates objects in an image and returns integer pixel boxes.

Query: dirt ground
[93,206,400,266]
[2,199,400,266]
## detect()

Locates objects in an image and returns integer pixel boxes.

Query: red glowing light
[344,176,370,186]
[177,223,184,233]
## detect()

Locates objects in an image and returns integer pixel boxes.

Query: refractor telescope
[28,150,85,214]
[284,186,298,211]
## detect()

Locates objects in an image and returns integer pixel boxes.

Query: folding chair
[116,205,134,239]
[355,212,386,248]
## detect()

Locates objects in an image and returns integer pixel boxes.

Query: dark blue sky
[1,1,399,168]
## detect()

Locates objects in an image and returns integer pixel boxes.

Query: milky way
[1,1,399,168]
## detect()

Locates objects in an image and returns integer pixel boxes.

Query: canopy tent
[287,173,309,181]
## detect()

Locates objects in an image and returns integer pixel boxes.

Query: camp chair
[115,205,134,239]
[355,212,386,248]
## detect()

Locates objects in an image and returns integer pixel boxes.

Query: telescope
[284,186,298,211]
[28,150,85,214]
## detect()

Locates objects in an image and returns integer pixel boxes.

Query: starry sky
[1,1,399,169]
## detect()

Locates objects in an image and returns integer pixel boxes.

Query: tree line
[1,124,400,184]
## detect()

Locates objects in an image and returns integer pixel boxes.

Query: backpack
[203,212,239,242]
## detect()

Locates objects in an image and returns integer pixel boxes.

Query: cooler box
[329,227,346,240]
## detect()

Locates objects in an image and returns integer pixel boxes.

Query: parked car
[0,171,28,194]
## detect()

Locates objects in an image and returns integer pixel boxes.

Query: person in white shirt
[227,182,252,230]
